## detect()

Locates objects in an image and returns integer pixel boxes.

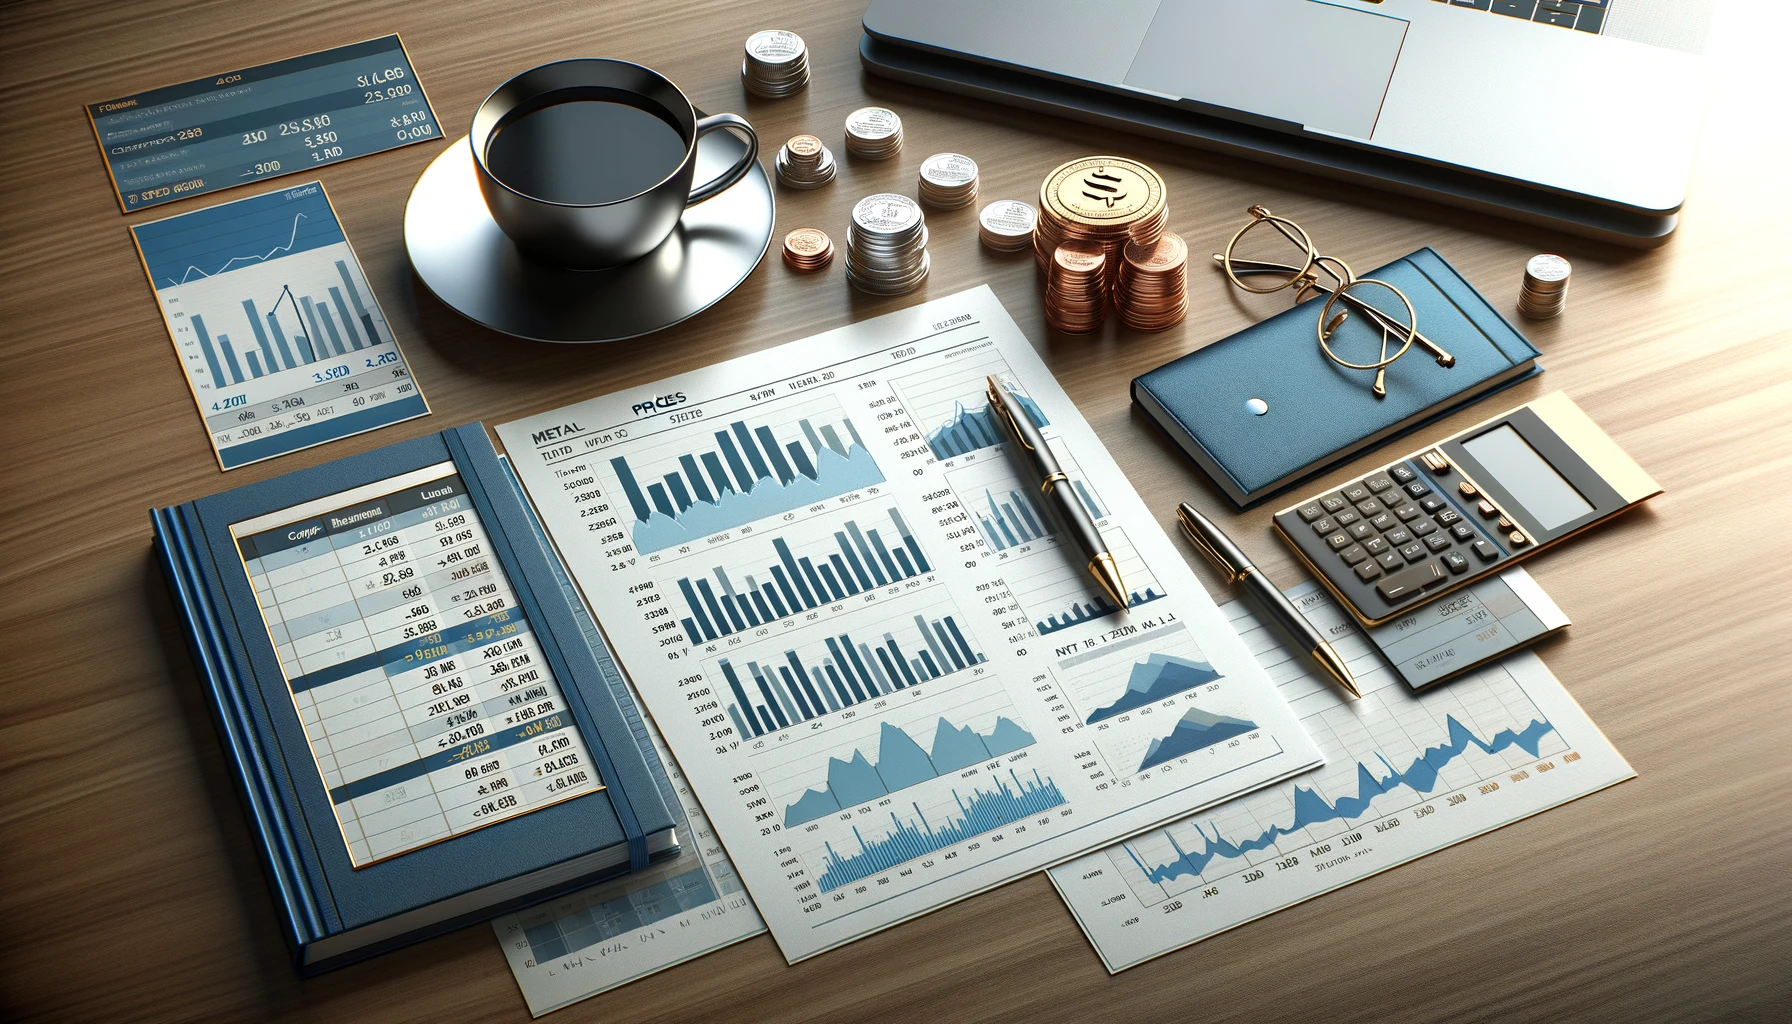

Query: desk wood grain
[2,1,1788,1021]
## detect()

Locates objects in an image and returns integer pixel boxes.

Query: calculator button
[1404,480,1432,499]
[1355,560,1383,581]
[1311,516,1337,535]
[1354,497,1385,517]
[1435,508,1463,528]
[1420,497,1447,514]
[1399,541,1427,563]
[1370,512,1396,531]
[1390,464,1417,484]
[1376,551,1405,572]
[1342,484,1370,503]
[1348,522,1376,541]
[1385,527,1413,547]
[1451,522,1476,541]
[1477,500,1498,518]
[1410,518,1437,537]
[1333,508,1360,527]
[1364,536,1390,556]
[1296,502,1326,522]
[1458,481,1480,499]
[1443,551,1470,574]
[1326,531,1352,551]
[1509,530,1530,546]
[1321,494,1350,514]
[1366,474,1394,492]
[1472,539,1499,561]
[1339,544,1368,565]
[1425,533,1452,552]
[1497,515,1514,530]
[1422,450,1450,474]
[1393,503,1421,522]
[1376,560,1446,602]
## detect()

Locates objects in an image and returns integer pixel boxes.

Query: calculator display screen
[230,462,601,867]
[1461,424,1594,530]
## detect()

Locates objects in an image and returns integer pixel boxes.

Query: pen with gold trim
[1176,501,1361,699]
[984,375,1128,610]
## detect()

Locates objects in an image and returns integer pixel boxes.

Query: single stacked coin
[917,152,979,209]
[845,193,929,294]
[1034,156,1168,296]
[1044,243,1107,333]
[782,228,834,272]
[742,30,810,97]
[844,107,903,160]
[978,199,1037,252]
[775,134,836,189]
[1518,253,1571,319]
[1117,231,1189,331]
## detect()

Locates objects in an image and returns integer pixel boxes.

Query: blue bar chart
[674,507,932,645]
[969,479,1105,552]
[717,609,988,738]
[782,715,1037,826]
[608,398,885,554]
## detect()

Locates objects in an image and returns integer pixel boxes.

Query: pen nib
[1312,642,1362,699]
[1089,553,1129,612]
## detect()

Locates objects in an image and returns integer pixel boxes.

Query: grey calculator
[1273,392,1661,626]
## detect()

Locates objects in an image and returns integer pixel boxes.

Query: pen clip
[985,379,1037,454]
[1178,511,1244,583]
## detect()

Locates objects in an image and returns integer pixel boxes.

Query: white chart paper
[497,286,1320,961]
[1049,582,1633,972]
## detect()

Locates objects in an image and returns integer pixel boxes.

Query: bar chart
[967,478,1105,552]
[130,182,427,469]
[1005,527,1166,635]
[715,602,988,739]
[606,396,885,554]
[891,354,1049,460]
[674,507,933,645]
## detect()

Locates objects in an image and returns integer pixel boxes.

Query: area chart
[785,716,1037,826]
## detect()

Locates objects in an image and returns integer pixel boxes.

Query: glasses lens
[1224,215,1313,293]
[1318,278,1416,371]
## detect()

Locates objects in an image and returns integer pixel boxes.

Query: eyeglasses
[1216,206,1455,398]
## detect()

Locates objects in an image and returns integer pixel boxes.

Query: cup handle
[687,112,759,205]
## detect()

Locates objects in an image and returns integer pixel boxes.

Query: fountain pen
[1176,502,1361,699]
[985,376,1128,610]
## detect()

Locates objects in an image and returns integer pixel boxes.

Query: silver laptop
[862,0,1713,244]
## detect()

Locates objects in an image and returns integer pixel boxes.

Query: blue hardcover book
[1133,247,1542,507]
[150,424,677,975]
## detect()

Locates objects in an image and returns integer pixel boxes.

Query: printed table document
[1049,581,1632,972]
[497,286,1320,961]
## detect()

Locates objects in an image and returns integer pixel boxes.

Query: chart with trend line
[605,393,883,554]
[130,181,428,469]
[1049,583,1633,973]
[890,349,1048,460]
[498,286,1320,963]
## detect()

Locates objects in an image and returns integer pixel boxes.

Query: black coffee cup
[471,59,759,269]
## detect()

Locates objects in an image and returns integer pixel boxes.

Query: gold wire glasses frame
[1216,205,1455,398]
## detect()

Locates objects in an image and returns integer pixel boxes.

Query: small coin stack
[742,30,810,98]
[845,193,929,294]
[775,134,836,189]
[1116,231,1189,331]
[1034,156,1168,295]
[1518,253,1572,319]
[782,228,834,272]
[917,153,979,209]
[843,107,903,160]
[1044,243,1107,333]
[978,200,1037,252]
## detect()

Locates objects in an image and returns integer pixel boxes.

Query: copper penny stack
[1116,230,1189,331]
[1034,156,1168,294]
[782,227,834,272]
[1044,242,1108,333]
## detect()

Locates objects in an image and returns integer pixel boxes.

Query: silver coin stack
[843,107,903,160]
[775,134,836,189]
[846,193,930,294]
[1518,253,1572,319]
[742,30,810,98]
[977,199,1037,252]
[917,152,979,209]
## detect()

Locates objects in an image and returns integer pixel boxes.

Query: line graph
[161,212,309,286]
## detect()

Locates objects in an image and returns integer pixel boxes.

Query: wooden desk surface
[3,1,1788,1020]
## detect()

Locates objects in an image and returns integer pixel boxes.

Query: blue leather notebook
[151,424,677,974]
[1133,247,1541,507]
